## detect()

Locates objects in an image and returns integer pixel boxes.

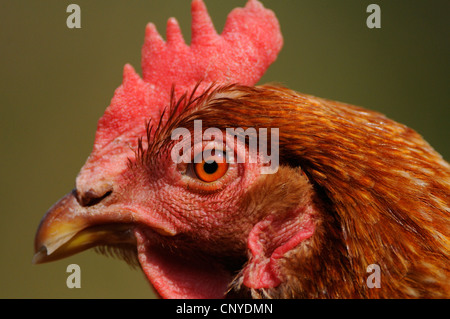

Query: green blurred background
[0,0,448,298]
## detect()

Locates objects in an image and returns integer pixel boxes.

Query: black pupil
[203,161,218,174]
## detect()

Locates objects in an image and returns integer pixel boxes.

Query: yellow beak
[33,190,136,264]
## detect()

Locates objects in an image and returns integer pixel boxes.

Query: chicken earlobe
[229,166,320,291]
[243,207,315,289]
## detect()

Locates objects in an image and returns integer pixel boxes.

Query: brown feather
[166,84,450,298]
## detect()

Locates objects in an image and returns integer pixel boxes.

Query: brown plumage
[156,83,450,298]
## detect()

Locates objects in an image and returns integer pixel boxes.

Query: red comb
[76,0,282,191]
[142,0,282,95]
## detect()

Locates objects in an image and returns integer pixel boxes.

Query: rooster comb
[93,0,282,150]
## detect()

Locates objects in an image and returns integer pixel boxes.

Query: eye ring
[194,151,229,183]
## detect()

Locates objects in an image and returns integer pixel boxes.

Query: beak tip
[32,246,48,265]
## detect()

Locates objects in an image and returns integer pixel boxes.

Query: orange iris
[194,151,229,183]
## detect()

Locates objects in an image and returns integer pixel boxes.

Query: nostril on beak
[74,188,112,207]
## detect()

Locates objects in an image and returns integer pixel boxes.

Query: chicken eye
[194,152,229,183]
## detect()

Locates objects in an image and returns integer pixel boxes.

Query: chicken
[33,0,450,298]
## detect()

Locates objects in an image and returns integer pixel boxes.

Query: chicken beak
[33,190,136,264]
